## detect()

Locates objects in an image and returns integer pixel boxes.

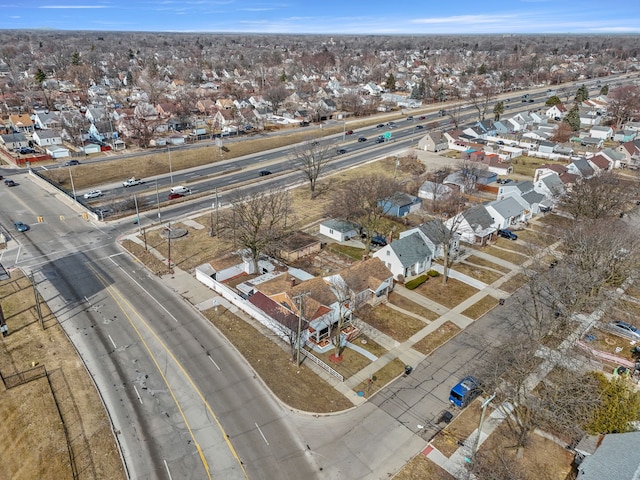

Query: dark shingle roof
[388,232,432,268]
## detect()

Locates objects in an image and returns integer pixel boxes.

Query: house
[378,192,422,217]
[579,137,604,149]
[418,180,452,200]
[534,172,565,198]
[319,219,359,242]
[32,129,62,147]
[588,154,612,172]
[85,107,106,124]
[8,114,34,133]
[545,103,567,119]
[33,111,61,130]
[613,130,636,143]
[373,232,432,281]
[446,205,496,246]
[400,220,460,259]
[568,158,596,178]
[418,131,448,152]
[617,140,640,168]
[579,107,601,126]
[576,432,640,480]
[492,121,510,135]
[275,231,322,262]
[601,147,626,169]
[497,180,535,200]
[589,125,613,140]
[538,141,557,155]
[46,145,70,159]
[485,196,527,229]
[0,132,28,150]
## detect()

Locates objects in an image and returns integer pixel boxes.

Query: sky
[1,1,639,35]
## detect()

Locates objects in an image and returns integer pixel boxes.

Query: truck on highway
[123,177,143,187]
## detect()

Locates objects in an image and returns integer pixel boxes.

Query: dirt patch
[477,423,574,480]
[359,304,426,342]
[414,277,479,310]
[387,292,440,321]
[0,272,125,480]
[201,306,353,412]
[511,156,567,178]
[352,358,406,398]
[411,321,461,356]
[430,400,482,457]
[461,295,500,320]
[392,453,456,480]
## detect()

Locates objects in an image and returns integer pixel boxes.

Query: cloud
[410,14,517,25]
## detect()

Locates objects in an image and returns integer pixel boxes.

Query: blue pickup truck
[449,376,482,408]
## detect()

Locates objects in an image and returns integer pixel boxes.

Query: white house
[446,205,496,246]
[545,104,568,120]
[400,220,459,259]
[33,129,63,147]
[46,145,70,159]
[485,196,527,229]
[373,232,432,281]
[589,125,613,140]
[319,219,359,242]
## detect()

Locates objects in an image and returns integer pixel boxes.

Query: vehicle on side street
[123,177,143,187]
[497,229,518,240]
[358,137,367,142]
[5,179,16,187]
[14,221,29,232]
[64,160,80,166]
[611,321,640,339]
[83,190,103,199]
[449,376,482,408]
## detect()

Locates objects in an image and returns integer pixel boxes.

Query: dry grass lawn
[511,156,568,178]
[478,245,528,265]
[414,277,479,310]
[312,346,372,380]
[352,358,406,398]
[359,304,427,342]
[430,400,482,457]
[463,255,510,273]
[535,213,575,230]
[477,423,574,480]
[201,306,354,412]
[585,327,637,362]
[411,321,461,356]
[500,273,530,293]
[451,262,504,285]
[461,295,500,320]
[392,454,456,480]
[0,272,125,480]
[387,292,440,321]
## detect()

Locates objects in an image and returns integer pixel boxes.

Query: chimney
[290,277,296,287]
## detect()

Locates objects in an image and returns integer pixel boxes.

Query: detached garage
[46,145,70,159]
[319,219,359,242]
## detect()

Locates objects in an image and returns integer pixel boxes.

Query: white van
[170,186,190,195]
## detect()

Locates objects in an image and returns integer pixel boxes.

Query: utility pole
[215,189,220,237]
[134,194,141,235]
[467,392,496,476]
[168,145,173,185]
[292,291,310,367]
[167,223,172,273]
[155,179,161,220]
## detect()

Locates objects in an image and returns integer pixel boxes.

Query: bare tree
[469,83,497,122]
[263,85,289,115]
[220,187,292,273]
[290,138,334,197]
[607,85,640,130]
[327,174,399,253]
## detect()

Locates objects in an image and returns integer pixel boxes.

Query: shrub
[405,275,429,290]
[427,269,440,277]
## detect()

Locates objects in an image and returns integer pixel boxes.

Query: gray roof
[572,158,595,177]
[578,432,640,480]
[35,129,61,139]
[541,173,563,191]
[462,205,494,229]
[514,180,534,194]
[321,219,358,233]
[417,220,450,244]
[487,196,524,218]
[521,190,546,206]
[602,147,625,161]
[0,132,27,142]
[389,232,433,268]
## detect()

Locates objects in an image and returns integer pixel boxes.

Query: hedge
[405,275,429,290]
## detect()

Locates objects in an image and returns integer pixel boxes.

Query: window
[329,229,334,234]
[386,250,390,256]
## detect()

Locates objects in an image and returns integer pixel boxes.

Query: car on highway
[358,136,367,142]
[14,221,29,232]
[259,170,272,176]
[415,125,424,130]
[168,192,185,200]
[336,148,347,155]
[387,122,396,128]
[376,123,385,128]
[406,116,413,121]
[64,160,80,166]
[375,137,385,144]
[497,229,518,240]
[122,177,143,187]
[345,130,354,135]
[5,179,16,187]
[418,115,426,120]
[83,190,103,199]
[611,321,640,339]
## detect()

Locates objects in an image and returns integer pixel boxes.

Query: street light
[167,145,173,185]
[155,179,161,220]
[68,165,76,201]
[467,392,496,472]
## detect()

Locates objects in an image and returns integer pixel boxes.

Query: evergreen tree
[384,73,396,92]
[575,84,589,103]
[545,95,562,106]
[600,85,609,95]
[71,51,81,66]
[493,101,504,120]
[477,63,487,75]
[584,372,640,435]
[564,104,581,131]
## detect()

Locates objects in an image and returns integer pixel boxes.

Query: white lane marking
[207,355,221,371]
[108,334,117,349]
[164,459,173,480]
[108,256,179,323]
[133,385,143,404]
[255,422,269,446]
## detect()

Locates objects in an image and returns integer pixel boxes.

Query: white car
[84,190,103,199]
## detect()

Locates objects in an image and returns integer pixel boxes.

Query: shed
[319,219,358,242]
[83,143,101,155]
[46,145,70,159]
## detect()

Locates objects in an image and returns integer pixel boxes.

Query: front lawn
[463,255,510,273]
[461,295,500,320]
[352,358,406,398]
[479,245,528,265]
[387,292,440,321]
[451,262,504,285]
[411,321,461,356]
[359,304,426,342]
[414,277,479,309]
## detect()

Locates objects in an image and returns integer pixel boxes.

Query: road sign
[383,131,392,140]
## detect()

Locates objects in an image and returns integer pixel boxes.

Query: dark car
[336,148,347,155]
[376,123,385,128]
[418,115,426,120]
[358,136,367,142]
[345,130,354,135]
[371,235,387,247]
[18,147,35,154]
[5,179,16,187]
[496,140,505,145]
[259,170,272,176]
[375,137,385,144]
[415,125,424,130]
[64,160,80,166]
[406,116,413,121]
[497,229,518,240]
[14,221,29,232]
[528,99,535,103]
[540,205,552,213]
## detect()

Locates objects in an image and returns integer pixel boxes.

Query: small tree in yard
[564,104,581,131]
[545,95,562,106]
[575,84,589,103]
[583,372,640,435]
[220,187,291,273]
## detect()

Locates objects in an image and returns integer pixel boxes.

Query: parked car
[83,190,103,199]
[611,321,640,339]
[497,229,518,240]
[345,130,354,135]
[496,140,505,145]
[496,178,511,184]
[371,235,387,247]
[358,136,367,142]
[18,147,35,154]
[336,148,347,155]
[14,221,29,232]
[449,376,482,408]
[5,179,16,187]
[64,160,80,166]
[259,170,272,176]
[376,123,385,128]
[540,205,552,213]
